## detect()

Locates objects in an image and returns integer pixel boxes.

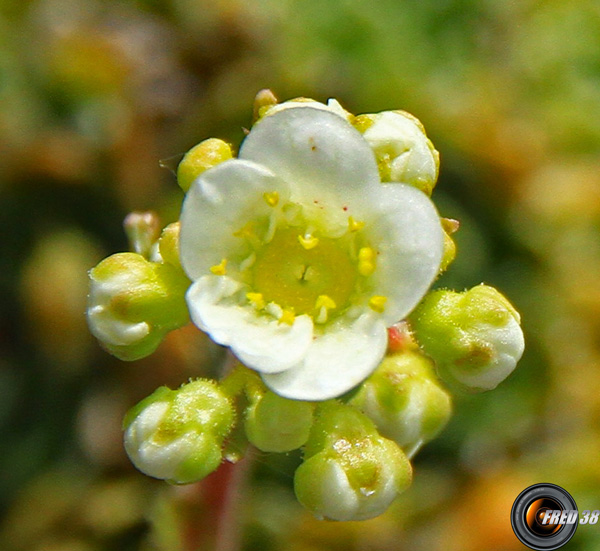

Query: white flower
[179,107,444,400]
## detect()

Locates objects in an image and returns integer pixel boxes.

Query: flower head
[180,106,444,400]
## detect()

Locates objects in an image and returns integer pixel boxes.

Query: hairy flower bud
[177,138,233,192]
[349,351,451,457]
[87,252,189,360]
[123,379,235,484]
[353,110,439,195]
[244,389,314,453]
[410,285,525,391]
[294,402,412,521]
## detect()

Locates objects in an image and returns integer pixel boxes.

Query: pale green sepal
[244,390,314,453]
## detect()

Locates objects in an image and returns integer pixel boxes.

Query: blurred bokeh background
[2,0,600,549]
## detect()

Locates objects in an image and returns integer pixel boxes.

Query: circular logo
[511,483,578,550]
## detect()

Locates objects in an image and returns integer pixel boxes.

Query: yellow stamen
[298,234,319,250]
[358,247,376,276]
[263,191,280,207]
[369,295,387,313]
[358,247,375,261]
[246,292,265,310]
[210,259,227,275]
[239,253,256,271]
[265,212,277,243]
[359,261,375,276]
[233,221,256,239]
[348,216,365,232]
[315,295,337,324]
[279,308,296,325]
[315,295,336,310]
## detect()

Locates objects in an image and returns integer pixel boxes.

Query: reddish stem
[178,454,252,551]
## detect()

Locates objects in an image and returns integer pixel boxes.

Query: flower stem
[211,453,253,551]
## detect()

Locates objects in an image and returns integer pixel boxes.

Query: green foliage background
[2,0,600,549]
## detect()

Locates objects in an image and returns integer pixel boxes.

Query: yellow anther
[210,259,227,275]
[358,260,375,276]
[348,216,365,232]
[279,309,296,325]
[358,247,375,261]
[233,221,256,239]
[315,295,336,310]
[358,247,376,276]
[369,295,387,313]
[263,191,280,207]
[246,292,265,310]
[298,234,319,250]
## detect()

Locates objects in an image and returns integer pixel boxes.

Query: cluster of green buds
[122,365,415,521]
[87,90,525,521]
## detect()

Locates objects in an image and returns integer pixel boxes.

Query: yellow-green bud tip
[177,138,233,193]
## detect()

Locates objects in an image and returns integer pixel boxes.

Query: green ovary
[252,228,358,316]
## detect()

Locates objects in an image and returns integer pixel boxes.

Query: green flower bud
[252,88,278,123]
[353,110,439,195]
[295,402,412,521]
[177,138,233,193]
[410,285,525,391]
[244,389,314,453]
[349,351,451,458]
[87,252,189,361]
[123,379,235,484]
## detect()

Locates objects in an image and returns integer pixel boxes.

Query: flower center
[208,195,388,325]
[252,227,358,316]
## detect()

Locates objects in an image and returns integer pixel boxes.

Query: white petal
[449,316,525,390]
[364,183,444,325]
[262,312,387,400]
[362,111,438,186]
[87,305,150,346]
[316,460,359,521]
[265,98,350,120]
[186,275,313,373]
[240,108,380,214]
[136,432,199,481]
[353,448,405,520]
[179,159,290,280]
